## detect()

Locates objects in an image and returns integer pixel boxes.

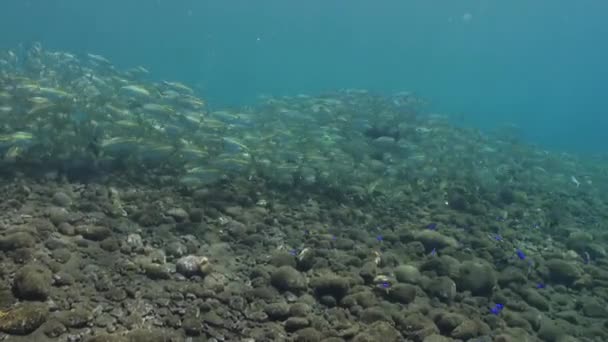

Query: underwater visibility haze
[2,0,608,153]
[0,1,607,341]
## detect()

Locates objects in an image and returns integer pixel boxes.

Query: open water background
[1,0,607,153]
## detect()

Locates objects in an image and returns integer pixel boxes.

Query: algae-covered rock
[285,316,310,332]
[451,319,485,340]
[127,328,180,342]
[264,302,290,320]
[422,334,452,342]
[498,266,527,286]
[13,264,53,301]
[420,255,461,278]
[565,230,593,252]
[581,297,608,318]
[310,273,350,301]
[455,260,496,295]
[353,321,401,342]
[86,335,128,342]
[546,259,580,286]
[48,207,70,226]
[175,255,212,278]
[426,276,457,302]
[0,303,48,335]
[76,225,112,241]
[270,266,307,292]
[414,230,458,250]
[0,232,35,251]
[56,308,91,328]
[294,327,322,341]
[537,318,565,342]
[387,283,417,304]
[142,262,172,280]
[52,191,72,207]
[522,289,550,311]
[394,264,421,284]
[166,207,189,222]
[398,313,440,341]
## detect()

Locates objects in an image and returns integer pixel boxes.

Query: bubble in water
[462,12,473,22]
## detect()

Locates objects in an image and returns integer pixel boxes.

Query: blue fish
[494,234,503,242]
[427,223,438,230]
[490,303,505,315]
[430,248,437,257]
[380,281,391,289]
[536,283,545,289]
[516,249,526,260]
[376,235,383,242]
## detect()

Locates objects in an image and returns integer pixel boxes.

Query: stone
[57,308,90,328]
[565,231,593,252]
[42,319,67,338]
[0,303,48,335]
[166,208,189,222]
[498,266,527,286]
[175,255,211,278]
[546,259,580,286]
[270,266,307,293]
[455,260,496,295]
[0,232,35,251]
[142,262,171,280]
[264,302,290,320]
[165,241,188,258]
[451,319,479,340]
[289,303,311,317]
[294,327,322,342]
[414,230,458,250]
[581,298,608,318]
[399,313,440,341]
[388,284,417,304]
[394,264,421,284]
[48,207,69,226]
[52,192,72,207]
[426,276,457,302]
[356,321,401,342]
[436,313,465,333]
[182,317,203,336]
[522,289,550,311]
[423,334,452,342]
[360,308,391,324]
[537,318,564,342]
[285,317,310,332]
[13,264,52,301]
[76,225,112,241]
[310,273,350,301]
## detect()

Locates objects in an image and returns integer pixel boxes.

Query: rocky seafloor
[0,161,607,342]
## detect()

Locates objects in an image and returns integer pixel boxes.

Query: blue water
[2,0,607,153]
